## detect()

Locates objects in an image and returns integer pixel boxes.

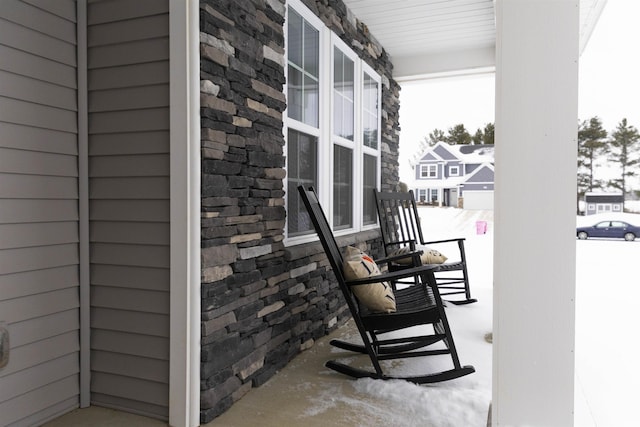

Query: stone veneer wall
[199,0,401,422]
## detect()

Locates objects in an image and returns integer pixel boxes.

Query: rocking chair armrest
[421,237,466,245]
[344,264,441,287]
[376,249,423,265]
[386,239,417,247]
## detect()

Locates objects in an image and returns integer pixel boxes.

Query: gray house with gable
[411,141,494,209]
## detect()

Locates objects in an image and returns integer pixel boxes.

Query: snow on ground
[329,206,639,426]
[575,236,640,426]
[627,200,640,213]
[322,207,494,426]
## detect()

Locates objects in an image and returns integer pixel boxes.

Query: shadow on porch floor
[45,305,492,427]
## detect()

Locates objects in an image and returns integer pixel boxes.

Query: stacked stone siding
[199,0,402,422]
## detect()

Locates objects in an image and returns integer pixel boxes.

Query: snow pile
[297,206,638,426]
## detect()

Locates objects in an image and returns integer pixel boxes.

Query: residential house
[411,141,494,209]
[584,192,624,215]
[0,0,605,426]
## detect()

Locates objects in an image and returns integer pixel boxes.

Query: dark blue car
[576,220,640,241]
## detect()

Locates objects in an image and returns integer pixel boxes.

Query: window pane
[288,129,318,236]
[363,154,377,225]
[303,74,319,128]
[287,9,303,68]
[287,7,319,127]
[333,48,354,140]
[363,72,379,149]
[304,20,319,77]
[287,65,303,122]
[333,145,353,230]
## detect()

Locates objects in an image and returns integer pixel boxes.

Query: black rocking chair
[375,190,477,305]
[298,185,474,383]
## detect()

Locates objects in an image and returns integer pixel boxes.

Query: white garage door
[463,191,494,210]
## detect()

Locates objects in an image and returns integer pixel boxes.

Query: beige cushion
[390,246,448,265]
[342,246,396,313]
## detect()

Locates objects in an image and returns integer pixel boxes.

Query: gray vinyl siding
[419,152,438,162]
[463,166,495,192]
[466,165,494,183]
[463,182,495,191]
[465,163,479,175]
[0,1,80,426]
[444,161,462,178]
[87,0,170,420]
[433,144,457,160]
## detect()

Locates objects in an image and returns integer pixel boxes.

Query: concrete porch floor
[44,309,492,427]
[42,322,384,426]
[44,322,416,427]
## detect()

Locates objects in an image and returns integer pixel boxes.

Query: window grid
[284,0,381,244]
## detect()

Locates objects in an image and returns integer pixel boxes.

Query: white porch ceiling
[342,0,607,81]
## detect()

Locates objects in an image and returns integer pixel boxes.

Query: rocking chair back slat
[374,189,477,305]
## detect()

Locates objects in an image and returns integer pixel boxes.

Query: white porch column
[493,1,579,425]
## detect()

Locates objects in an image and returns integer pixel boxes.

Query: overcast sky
[397,0,640,184]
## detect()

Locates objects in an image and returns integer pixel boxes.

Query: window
[286,5,320,237]
[449,165,460,176]
[361,68,380,226]
[420,164,437,178]
[285,0,381,243]
[332,43,356,230]
[430,189,438,202]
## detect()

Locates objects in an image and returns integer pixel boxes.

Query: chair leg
[454,239,477,304]
[425,271,465,370]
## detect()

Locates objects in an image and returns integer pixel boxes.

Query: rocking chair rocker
[298,185,475,383]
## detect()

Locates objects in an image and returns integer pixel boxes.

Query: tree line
[422,122,495,147]
[578,117,640,210]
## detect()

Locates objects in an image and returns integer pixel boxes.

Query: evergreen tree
[472,128,483,145]
[482,123,495,144]
[428,128,446,146]
[445,124,472,145]
[472,123,495,145]
[577,117,608,209]
[608,118,640,209]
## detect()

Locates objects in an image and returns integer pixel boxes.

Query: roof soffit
[342,0,607,80]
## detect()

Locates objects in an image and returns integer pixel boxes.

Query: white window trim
[449,165,460,176]
[420,164,437,178]
[420,164,432,178]
[284,0,381,245]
